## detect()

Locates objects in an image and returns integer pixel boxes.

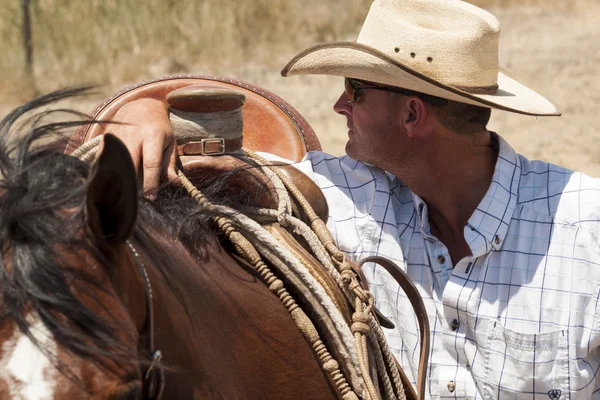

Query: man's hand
[108,97,178,199]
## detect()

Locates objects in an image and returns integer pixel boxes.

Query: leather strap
[177,137,243,156]
[356,256,430,400]
[126,241,165,400]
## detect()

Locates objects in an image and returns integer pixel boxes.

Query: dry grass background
[1,0,599,176]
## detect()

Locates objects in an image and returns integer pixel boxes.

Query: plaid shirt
[268,133,600,399]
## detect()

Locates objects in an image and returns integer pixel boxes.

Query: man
[113,0,600,398]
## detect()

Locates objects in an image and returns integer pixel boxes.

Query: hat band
[454,83,499,95]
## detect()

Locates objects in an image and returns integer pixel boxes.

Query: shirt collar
[413,133,521,257]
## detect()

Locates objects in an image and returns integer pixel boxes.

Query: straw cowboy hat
[282,0,560,116]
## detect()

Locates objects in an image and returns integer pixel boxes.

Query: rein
[126,241,165,400]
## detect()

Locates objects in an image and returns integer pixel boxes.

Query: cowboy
[112,0,600,397]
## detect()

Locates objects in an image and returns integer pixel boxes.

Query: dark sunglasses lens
[344,79,356,102]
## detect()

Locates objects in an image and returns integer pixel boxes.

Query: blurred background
[1,0,599,175]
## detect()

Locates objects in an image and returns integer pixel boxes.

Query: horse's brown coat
[141,232,336,399]
[0,121,339,399]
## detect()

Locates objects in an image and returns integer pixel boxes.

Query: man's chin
[345,141,359,160]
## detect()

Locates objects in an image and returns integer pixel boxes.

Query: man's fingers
[106,97,174,199]
[142,135,168,198]
[164,140,180,185]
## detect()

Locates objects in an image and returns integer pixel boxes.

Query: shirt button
[494,235,501,245]
[437,255,445,264]
[447,381,456,393]
[450,319,459,331]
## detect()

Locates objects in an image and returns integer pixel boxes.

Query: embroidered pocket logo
[548,389,561,399]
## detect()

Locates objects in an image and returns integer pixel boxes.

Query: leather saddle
[68,75,321,161]
[67,75,329,221]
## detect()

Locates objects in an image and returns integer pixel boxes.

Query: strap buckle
[145,350,163,379]
[200,138,225,155]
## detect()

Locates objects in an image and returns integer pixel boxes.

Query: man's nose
[333,92,351,116]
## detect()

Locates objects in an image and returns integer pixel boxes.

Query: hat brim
[282,42,560,116]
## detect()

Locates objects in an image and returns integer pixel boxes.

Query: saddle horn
[166,85,329,223]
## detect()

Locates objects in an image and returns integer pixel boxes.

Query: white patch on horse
[0,318,57,400]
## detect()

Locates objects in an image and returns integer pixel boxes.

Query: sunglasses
[344,78,448,106]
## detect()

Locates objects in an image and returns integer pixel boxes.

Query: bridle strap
[126,241,165,399]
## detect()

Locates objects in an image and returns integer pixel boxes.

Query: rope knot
[354,288,370,304]
[351,311,371,335]
[276,211,290,227]
[269,279,284,292]
[323,359,339,372]
[352,311,370,325]
[338,260,353,273]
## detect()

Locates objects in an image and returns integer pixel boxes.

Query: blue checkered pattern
[264,133,600,399]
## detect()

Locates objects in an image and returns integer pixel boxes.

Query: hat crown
[281,0,560,115]
[357,0,500,89]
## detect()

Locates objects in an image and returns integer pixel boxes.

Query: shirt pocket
[475,319,569,400]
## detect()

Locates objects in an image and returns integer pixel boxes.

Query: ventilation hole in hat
[394,47,400,53]
[427,57,433,62]
[410,52,416,58]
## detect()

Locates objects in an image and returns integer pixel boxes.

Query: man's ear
[85,134,138,244]
[403,97,428,138]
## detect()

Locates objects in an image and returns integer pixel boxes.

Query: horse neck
[133,226,338,399]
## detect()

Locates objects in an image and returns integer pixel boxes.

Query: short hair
[430,100,492,135]
[385,86,492,134]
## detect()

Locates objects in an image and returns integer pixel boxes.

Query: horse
[0,88,342,399]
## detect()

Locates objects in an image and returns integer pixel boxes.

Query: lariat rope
[244,149,406,400]
[71,135,103,161]
[177,170,366,400]
[74,136,408,400]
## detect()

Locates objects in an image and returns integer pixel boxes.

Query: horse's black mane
[0,88,257,384]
